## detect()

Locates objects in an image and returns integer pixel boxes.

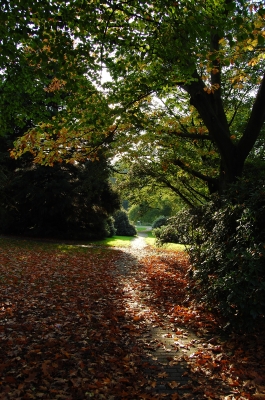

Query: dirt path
[130,231,149,251]
[112,233,232,399]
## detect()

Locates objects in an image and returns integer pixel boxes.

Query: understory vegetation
[154,179,265,330]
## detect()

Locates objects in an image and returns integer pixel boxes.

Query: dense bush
[114,210,137,236]
[153,223,180,244]
[154,180,265,330]
[152,215,168,229]
[0,64,121,241]
[1,160,120,240]
[106,217,116,238]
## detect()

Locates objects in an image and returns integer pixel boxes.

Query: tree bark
[182,70,265,193]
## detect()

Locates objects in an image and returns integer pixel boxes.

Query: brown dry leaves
[0,238,264,399]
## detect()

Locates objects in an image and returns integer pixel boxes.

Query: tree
[0,57,120,240]
[0,1,116,164]
[100,0,265,194]
[1,0,265,196]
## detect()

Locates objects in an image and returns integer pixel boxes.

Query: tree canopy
[1,0,265,196]
[0,58,120,240]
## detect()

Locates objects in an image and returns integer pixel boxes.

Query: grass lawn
[0,232,186,251]
[135,226,151,232]
[145,230,186,251]
[91,235,135,247]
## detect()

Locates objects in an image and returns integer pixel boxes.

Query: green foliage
[117,170,180,224]
[0,57,120,241]
[155,180,265,330]
[152,216,168,229]
[106,217,116,238]
[116,155,210,210]
[154,208,199,247]
[113,210,137,236]
[1,1,265,201]
[153,223,180,246]
[128,200,173,225]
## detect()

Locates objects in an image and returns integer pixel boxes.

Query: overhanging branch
[172,158,217,185]
[169,131,211,140]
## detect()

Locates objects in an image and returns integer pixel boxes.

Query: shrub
[114,210,137,236]
[105,217,116,238]
[155,180,265,330]
[153,224,180,244]
[0,160,120,240]
[152,215,168,229]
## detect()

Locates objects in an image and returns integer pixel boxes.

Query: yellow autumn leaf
[254,20,264,29]
[218,37,226,45]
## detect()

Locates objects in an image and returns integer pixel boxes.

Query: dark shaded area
[0,149,120,240]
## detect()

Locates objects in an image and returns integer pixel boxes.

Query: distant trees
[152,216,168,229]
[128,200,173,225]
[114,165,181,224]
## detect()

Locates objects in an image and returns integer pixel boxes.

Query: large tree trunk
[182,71,265,194]
[218,156,245,194]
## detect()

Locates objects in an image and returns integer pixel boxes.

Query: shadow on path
[112,236,233,399]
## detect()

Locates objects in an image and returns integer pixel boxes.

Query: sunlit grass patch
[136,226,151,232]
[136,227,147,232]
[0,236,123,255]
[144,231,186,251]
[91,235,135,247]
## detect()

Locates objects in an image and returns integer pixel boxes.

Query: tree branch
[159,178,195,208]
[181,179,209,203]
[238,72,265,161]
[169,131,211,140]
[171,158,217,185]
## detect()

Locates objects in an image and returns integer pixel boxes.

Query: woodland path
[112,232,232,399]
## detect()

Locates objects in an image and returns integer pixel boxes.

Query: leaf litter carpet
[0,235,264,399]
